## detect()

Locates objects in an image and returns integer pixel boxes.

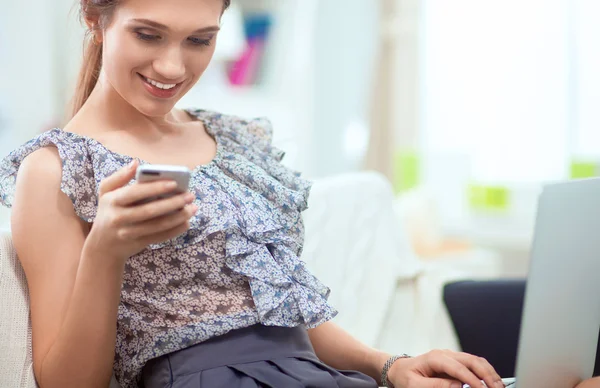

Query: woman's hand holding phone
[84,160,197,263]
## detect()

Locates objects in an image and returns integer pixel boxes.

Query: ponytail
[70,33,102,119]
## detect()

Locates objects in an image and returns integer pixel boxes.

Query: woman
[0,0,505,387]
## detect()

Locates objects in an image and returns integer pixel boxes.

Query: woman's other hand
[85,160,197,262]
[387,349,503,388]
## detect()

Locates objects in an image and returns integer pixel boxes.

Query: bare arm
[577,377,600,388]
[308,321,389,384]
[12,149,196,388]
[12,148,124,387]
[309,321,504,388]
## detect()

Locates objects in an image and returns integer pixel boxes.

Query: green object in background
[468,184,510,212]
[393,150,420,193]
[570,161,597,179]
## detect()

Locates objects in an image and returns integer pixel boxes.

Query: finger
[140,215,193,245]
[113,179,181,207]
[99,160,138,195]
[409,375,463,388]
[429,356,484,388]
[118,204,197,239]
[121,192,195,224]
[455,353,503,388]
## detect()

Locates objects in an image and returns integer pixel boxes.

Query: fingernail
[129,160,137,169]
[495,382,505,388]
[451,382,462,388]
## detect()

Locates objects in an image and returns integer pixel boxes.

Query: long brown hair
[70,0,231,119]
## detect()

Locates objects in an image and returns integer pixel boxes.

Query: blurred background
[1,0,600,356]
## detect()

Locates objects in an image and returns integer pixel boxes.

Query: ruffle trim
[157,110,336,327]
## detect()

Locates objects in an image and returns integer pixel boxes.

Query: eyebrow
[131,18,221,33]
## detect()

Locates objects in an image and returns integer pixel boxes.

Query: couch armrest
[303,172,423,347]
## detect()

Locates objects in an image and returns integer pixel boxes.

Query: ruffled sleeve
[0,129,99,222]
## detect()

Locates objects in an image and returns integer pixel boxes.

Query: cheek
[103,34,148,84]
[189,47,217,77]
[178,51,214,95]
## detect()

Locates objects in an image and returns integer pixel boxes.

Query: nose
[153,45,186,81]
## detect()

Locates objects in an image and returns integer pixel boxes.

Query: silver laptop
[466,178,600,388]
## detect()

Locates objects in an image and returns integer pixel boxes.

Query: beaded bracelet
[381,354,411,388]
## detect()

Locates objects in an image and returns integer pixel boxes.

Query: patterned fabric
[0,109,338,388]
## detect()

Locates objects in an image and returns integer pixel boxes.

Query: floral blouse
[0,109,337,388]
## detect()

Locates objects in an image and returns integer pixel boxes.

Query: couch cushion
[303,172,423,347]
[0,231,123,388]
[0,230,36,388]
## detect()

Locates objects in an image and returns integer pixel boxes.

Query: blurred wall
[312,0,379,176]
[1,1,59,152]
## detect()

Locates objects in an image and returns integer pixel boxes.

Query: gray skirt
[141,324,378,388]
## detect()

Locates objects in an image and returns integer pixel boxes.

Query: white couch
[302,172,502,356]
[0,171,502,387]
[0,230,36,388]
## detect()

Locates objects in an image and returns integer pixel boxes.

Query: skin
[576,377,600,388]
[11,0,513,387]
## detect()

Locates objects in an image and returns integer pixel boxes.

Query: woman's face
[101,0,223,117]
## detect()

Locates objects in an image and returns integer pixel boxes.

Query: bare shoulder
[174,108,192,122]
[12,144,85,223]
[12,146,65,213]
[17,146,63,184]
[11,146,88,267]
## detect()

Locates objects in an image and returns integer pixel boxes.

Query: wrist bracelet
[381,354,411,388]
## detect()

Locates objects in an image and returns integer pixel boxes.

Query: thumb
[412,376,463,388]
[99,159,138,195]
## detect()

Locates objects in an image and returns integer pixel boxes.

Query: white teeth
[144,76,177,90]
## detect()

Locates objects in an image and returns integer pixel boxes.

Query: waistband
[144,324,318,378]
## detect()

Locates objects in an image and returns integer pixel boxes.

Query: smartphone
[134,164,191,204]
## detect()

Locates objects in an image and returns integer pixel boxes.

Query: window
[420,0,579,184]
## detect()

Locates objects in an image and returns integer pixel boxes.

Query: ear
[84,16,103,44]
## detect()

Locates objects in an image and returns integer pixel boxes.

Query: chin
[133,99,180,118]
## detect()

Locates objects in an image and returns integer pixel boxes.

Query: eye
[188,36,213,47]
[136,32,161,42]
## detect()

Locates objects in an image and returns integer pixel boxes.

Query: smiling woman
[0,0,508,388]
[71,0,229,118]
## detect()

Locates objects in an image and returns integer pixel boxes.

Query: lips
[138,73,183,99]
